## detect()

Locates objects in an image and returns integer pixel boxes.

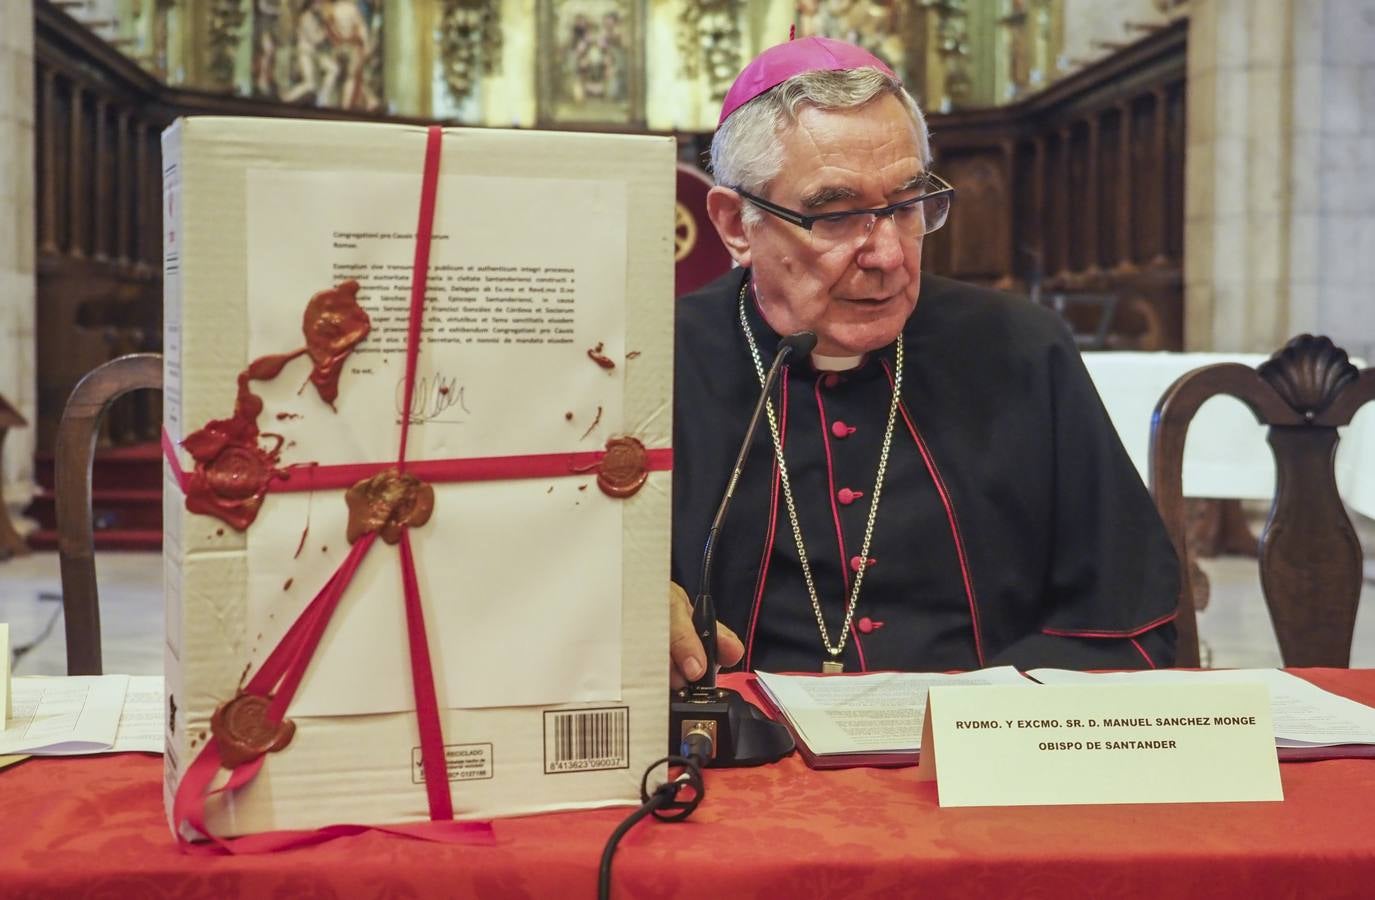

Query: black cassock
[671,268,1179,673]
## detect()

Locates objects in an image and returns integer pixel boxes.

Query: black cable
[597,789,673,900]
[598,751,709,900]
[11,599,64,669]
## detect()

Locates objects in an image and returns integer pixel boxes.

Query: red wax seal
[182,413,285,531]
[597,436,649,498]
[179,280,371,531]
[303,280,372,408]
[345,468,436,544]
[210,692,296,769]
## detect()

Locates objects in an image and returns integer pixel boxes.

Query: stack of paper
[1028,668,1375,758]
[0,675,163,756]
[756,668,1375,769]
[162,118,674,837]
[753,667,1032,768]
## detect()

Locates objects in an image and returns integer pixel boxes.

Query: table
[1083,352,1375,519]
[7,671,1375,898]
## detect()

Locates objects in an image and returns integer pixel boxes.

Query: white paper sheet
[0,675,129,755]
[1027,668,1375,748]
[754,667,1031,756]
[243,169,628,715]
[111,675,166,753]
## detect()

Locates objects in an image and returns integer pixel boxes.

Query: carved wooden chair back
[1149,336,1375,667]
[56,353,163,675]
[675,162,734,298]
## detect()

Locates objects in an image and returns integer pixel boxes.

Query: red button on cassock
[857,617,879,634]
[837,488,865,505]
[831,421,857,439]
[822,374,840,389]
[849,555,877,573]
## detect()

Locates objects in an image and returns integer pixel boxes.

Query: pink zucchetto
[718,36,899,125]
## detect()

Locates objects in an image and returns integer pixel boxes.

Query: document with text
[753,667,1032,767]
[0,675,164,756]
[1027,668,1375,749]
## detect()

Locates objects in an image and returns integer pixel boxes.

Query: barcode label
[543,707,630,774]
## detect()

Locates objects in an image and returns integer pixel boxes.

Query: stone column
[1287,0,1375,362]
[0,0,37,537]
[1186,0,1375,360]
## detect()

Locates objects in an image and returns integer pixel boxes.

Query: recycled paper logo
[411,742,494,784]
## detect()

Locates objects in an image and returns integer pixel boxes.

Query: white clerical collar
[810,352,865,372]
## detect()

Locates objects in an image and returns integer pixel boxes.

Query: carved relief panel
[537,0,645,126]
[438,0,503,106]
[938,153,1010,280]
[795,0,909,77]
[251,0,385,112]
[677,0,744,103]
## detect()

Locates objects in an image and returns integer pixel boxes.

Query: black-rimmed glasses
[734,173,955,248]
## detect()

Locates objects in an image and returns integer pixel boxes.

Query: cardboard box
[161,117,674,837]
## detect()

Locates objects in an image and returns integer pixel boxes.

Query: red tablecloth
[7,669,1375,899]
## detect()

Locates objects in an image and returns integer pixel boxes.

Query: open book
[753,667,1375,769]
[0,675,163,756]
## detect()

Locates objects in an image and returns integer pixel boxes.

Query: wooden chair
[56,353,163,675]
[1149,335,1375,667]
[675,162,734,298]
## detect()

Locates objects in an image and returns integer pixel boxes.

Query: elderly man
[669,37,1178,684]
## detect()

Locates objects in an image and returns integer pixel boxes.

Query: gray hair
[709,67,931,223]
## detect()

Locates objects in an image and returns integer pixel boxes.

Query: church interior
[1,0,1373,670]
[7,1,1375,894]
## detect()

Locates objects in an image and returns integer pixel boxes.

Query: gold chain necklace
[737,282,903,673]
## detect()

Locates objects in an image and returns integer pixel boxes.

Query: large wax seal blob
[303,280,372,409]
[181,382,286,531]
[179,280,372,531]
[345,469,436,544]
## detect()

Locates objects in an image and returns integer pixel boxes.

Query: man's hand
[670,582,745,689]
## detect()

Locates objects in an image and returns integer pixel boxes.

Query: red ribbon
[172,126,487,852]
[161,436,673,495]
[161,427,189,494]
[397,126,444,475]
[393,124,452,820]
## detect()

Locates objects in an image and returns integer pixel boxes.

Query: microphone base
[669,685,795,768]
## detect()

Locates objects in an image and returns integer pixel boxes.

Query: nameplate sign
[915,682,1282,807]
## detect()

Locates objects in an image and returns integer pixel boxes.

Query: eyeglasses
[734,173,955,248]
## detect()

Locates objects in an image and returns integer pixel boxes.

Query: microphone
[668,331,812,768]
[691,330,816,690]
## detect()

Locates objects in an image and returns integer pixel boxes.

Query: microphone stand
[668,332,814,767]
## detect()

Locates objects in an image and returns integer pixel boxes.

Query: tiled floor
[2,552,164,676]
[1197,555,1375,668]
[4,534,1374,675]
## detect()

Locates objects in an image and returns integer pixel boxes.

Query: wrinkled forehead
[779,98,927,171]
